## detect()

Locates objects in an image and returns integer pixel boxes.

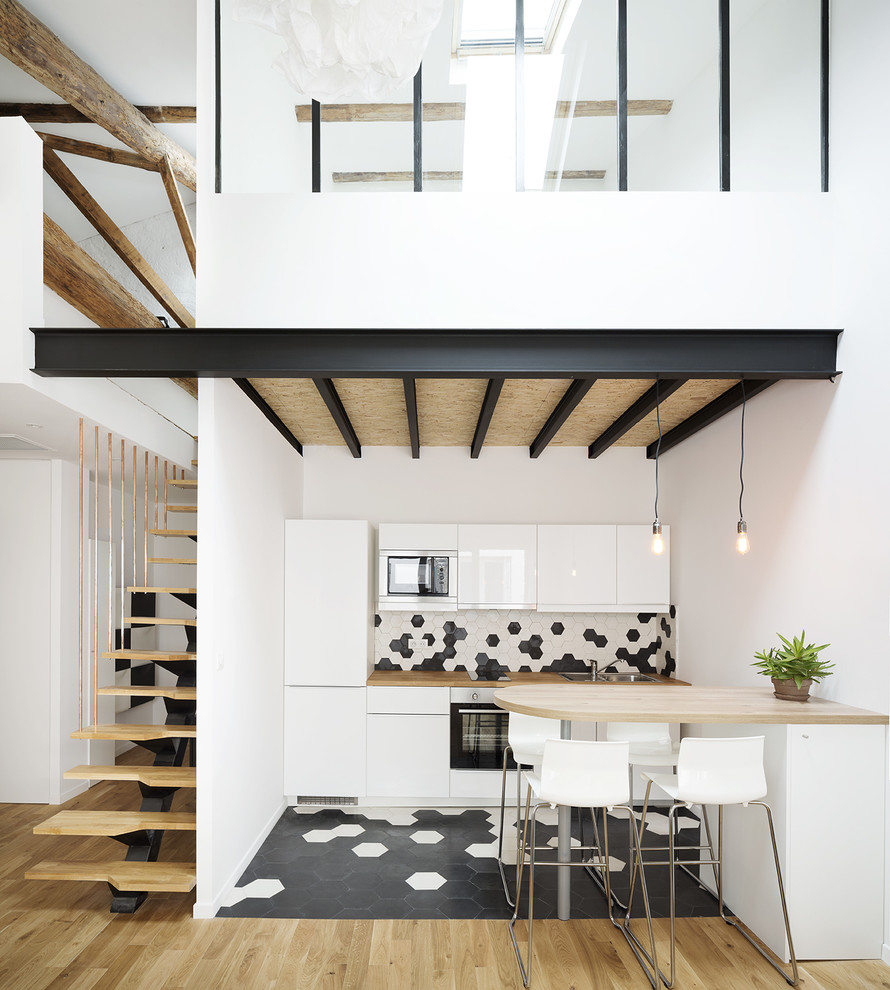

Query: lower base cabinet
[284,686,367,800]
[366,714,450,798]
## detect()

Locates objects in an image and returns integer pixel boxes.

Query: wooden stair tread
[148,557,196,565]
[64,765,196,787]
[191,459,198,465]
[150,528,197,537]
[126,616,197,626]
[72,724,196,741]
[98,685,197,700]
[127,586,197,594]
[101,649,195,661]
[25,860,196,892]
[169,478,197,488]
[167,504,196,512]
[34,810,196,836]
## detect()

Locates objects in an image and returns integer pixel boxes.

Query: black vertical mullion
[820,0,830,192]
[718,0,731,191]
[617,0,628,191]
[413,65,423,192]
[515,0,525,192]
[311,100,321,193]
[214,0,221,193]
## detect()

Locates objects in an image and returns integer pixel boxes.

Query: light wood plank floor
[2,764,888,990]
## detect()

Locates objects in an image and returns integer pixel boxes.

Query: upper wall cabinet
[616,524,670,608]
[537,525,617,611]
[458,524,537,609]
[378,523,457,552]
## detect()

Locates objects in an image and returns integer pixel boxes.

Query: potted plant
[752,630,834,702]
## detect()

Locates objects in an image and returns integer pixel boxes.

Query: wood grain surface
[366,670,684,687]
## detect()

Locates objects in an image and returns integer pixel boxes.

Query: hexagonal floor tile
[303,828,339,843]
[331,824,364,838]
[352,842,389,858]
[410,830,444,844]
[220,878,284,907]
[643,812,699,836]
[362,808,418,826]
[465,840,498,858]
[406,871,447,891]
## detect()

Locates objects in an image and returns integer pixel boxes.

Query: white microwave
[378,551,458,610]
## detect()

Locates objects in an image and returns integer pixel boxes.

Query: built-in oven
[450,687,517,771]
[378,551,457,610]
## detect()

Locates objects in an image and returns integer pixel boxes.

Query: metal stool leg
[508,783,536,988]
[497,745,518,906]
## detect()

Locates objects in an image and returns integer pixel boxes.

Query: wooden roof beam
[314,379,361,458]
[588,379,686,458]
[0,2,196,189]
[159,156,197,275]
[529,379,594,458]
[471,378,504,459]
[0,103,196,124]
[403,377,420,459]
[36,132,159,172]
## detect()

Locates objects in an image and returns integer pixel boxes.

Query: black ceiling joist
[31,328,842,380]
[233,378,303,456]
[588,378,685,458]
[471,378,504,459]
[313,378,361,457]
[529,379,594,458]
[403,377,420,458]
[645,379,774,458]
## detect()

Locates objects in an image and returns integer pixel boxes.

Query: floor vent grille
[296,796,358,806]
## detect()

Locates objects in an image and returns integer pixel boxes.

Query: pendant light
[736,379,750,554]
[652,380,664,555]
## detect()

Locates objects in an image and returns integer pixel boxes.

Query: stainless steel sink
[558,671,597,682]
[558,671,657,683]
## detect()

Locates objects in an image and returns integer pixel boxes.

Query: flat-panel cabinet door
[537,525,617,610]
[458,524,537,608]
[366,714,450,798]
[616,524,670,607]
[284,686,367,798]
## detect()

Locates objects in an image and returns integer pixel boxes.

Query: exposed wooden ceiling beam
[313,379,361,458]
[0,2,196,189]
[235,380,303,456]
[645,380,775,458]
[0,103,196,124]
[529,379,594,458]
[36,131,159,172]
[43,214,165,330]
[333,169,606,183]
[42,146,195,329]
[403,378,420,459]
[159,157,196,275]
[471,378,504,459]
[588,378,686,458]
[295,99,671,123]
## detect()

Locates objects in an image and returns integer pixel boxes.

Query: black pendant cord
[654,379,662,520]
[739,378,746,519]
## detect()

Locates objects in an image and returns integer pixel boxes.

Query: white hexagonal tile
[643,812,699,836]
[410,830,444,844]
[362,808,418,826]
[331,824,364,837]
[220,878,284,907]
[406,871,447,890]
[352,842,389,857]
[465,840,499,858]
[546,836,581,848]
[303,828,338,843]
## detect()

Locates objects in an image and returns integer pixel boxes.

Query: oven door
[450,702,516,771]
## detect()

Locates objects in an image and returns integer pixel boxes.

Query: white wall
[195,378,303,917]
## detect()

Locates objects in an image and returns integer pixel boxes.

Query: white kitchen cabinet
[367,685,450,715]
[537,525,617,610]
[458,524,537,609]
[366,714,450,797]
[284,520,374,686]
[616,524,670,608]
[378,523,457,552]
[284,686,366,799]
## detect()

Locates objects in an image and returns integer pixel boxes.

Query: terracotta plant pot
[771,677,813,702]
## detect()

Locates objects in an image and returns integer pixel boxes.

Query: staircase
[26,458,198,913]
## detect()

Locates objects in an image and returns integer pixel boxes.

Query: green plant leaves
[751,629,834,687]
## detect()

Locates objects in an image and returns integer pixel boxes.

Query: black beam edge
[31,328,843,380]
[314,377,361,458]
[617,0,628,192]
[529,379,594,459]
[645,379,774,459]
[471,378,504,459]
[588,378,685,459]
[233,379,303,456]
[719,0,731,191]
[820,0,830,193]
[403,376,420,458]
[413,65,422,193]
[311,100,321,193]
[214,0,222,194]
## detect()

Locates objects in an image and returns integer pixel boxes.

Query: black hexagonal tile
[453,627,468,641]
[411,614,425,627]
[507,621,521,635]
[550,622,564,635]
[443,620,456,633]
[486,634,500,647]
[374,614,381,627]
[583,628,608,648]
[626,628,640,643]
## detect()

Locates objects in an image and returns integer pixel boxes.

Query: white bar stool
[627,735,798,988]
[508,738,659,989]
[497,712,561,906]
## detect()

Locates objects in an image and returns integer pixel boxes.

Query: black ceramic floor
[217,804,722,921]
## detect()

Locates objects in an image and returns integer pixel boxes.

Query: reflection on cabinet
[284,686,366,799]
[617,524,670,607]
[366,714,450,797]
[458,524,536,608]
[537,525,617,610]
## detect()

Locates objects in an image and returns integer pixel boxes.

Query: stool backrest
[605,721,673,756]
[539,738,630,808]
[508,713,560,764]
[677,736,767,805]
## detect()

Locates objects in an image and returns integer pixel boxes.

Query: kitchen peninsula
[494,683,888,962]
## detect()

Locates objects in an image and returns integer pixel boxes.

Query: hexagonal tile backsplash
[374,607,677,677]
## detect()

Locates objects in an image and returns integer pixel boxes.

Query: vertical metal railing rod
[78,418,83,731]
[164,460,168,530]
[515,0,525,191]
[105,433,112,725]
[93,427,99,727]
[215,0,222,193]
[413,65,423,192]
[154,456,159,529]
[143,451,149,585]
[820,0,830,192]
[719,0,731,191]
[312,100,321,192]
[132,444,137,590]
[617,0,628,191]
[120,439,125,660]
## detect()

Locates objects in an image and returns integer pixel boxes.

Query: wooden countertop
[492,684,889,725]
[366,670,686,687]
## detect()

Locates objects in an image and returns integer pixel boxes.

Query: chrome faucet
[590,660,599,681]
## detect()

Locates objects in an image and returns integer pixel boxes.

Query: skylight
[452,0,571,56]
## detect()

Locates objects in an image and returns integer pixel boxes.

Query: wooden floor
[2,765,888,990]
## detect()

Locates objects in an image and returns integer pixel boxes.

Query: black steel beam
[589,378,685,458]
[403,376,420,458]
[515,0,525,192]
[233,379,303,456]
[311,100,321,193]
[617,0,628,191]
[820,0,830,192]
[645,379,774,458]
[314,378,361,457]
[214,0,222,194]
[529,379,594,458]
[719,0,731,191]
[413,66,423,193]
[471,378,504,459]
[32,328,842,380]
